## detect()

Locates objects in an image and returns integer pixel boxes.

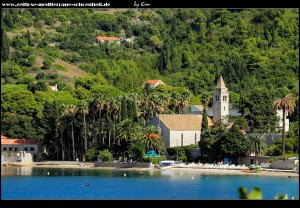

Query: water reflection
[1,166,164,178]
[2,166,33,176]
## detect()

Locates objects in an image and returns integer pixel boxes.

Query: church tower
[213,76,229,122]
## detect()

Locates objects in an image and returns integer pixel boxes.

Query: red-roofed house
[96,36,120,44]
[47,84,58,91]
[1,135,40,163]
[142,80,165,88]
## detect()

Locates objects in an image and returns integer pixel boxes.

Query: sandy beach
[3,162,298,177]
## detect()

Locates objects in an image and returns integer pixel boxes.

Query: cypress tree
[201,107,208,132]
[1,28,10,61]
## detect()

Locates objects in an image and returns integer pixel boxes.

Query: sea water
[1,166,298,200]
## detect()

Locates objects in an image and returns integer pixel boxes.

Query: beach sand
[4,162,298,177]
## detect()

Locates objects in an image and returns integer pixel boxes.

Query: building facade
[276,109,289,132]
[142,80,165,88]
[1,135,40,163]
[147,114,202,148]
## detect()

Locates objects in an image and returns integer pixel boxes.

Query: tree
[61,105,77,160]
[272,94,296,159]
[1,28,10,61]
[77,100,89,161]
[248,134,267,165]
[116,119,142,160]
[142,125,165,154]
[214,125,250,164]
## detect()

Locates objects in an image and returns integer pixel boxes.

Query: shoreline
[2,162,299,177]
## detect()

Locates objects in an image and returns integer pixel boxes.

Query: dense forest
[1,9,299,161]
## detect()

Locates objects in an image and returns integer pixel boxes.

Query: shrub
[85,147,99,161]
[43,58,53,69]
[99,149,114,162]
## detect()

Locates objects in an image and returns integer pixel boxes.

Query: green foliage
[99,149,114,162]
[128,141,146,162]
[238,187,263,199]
[43,58,53,69]
[54,64,68,72]
[144,156,166,165]
[1,28,10,61]
[238,186,290,200]
[91,85,124,97]
[85,147,99,161]
[1,113,37,139]
[166,146,188,162]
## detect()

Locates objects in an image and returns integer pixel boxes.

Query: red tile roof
[143,80,161,85]
[1,136,38,145]
[240,129,247,135]
[1,135,7,139]
[158,114,202,131]
[96,36,120,41]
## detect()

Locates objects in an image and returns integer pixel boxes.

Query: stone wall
[1,151,33,163]
[270,160,299,170]
[94,161,153,168]
[239,156,276,166]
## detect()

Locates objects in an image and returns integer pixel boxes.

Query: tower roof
[215,76,227,89]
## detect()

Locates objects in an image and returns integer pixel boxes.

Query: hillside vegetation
[1,9,298,160]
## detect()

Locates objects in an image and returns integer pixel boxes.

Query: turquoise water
[1,166,298,200]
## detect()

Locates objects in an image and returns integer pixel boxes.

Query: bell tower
[213,76,229,122]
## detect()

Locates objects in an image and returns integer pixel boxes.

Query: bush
[128,142,145,162]
[99,149,114,162]
[143,156,166,165]
[43,58,53,69]
[85,147,99,161]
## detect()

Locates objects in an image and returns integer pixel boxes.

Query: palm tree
[272,94,296,158]
[142,126,165,154]
[248,134,267,166]
[77,100,89,161]
[57,121,65,161]
[62,105,77,160]
[116,119,142,161]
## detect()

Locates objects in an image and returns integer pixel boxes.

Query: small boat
[158,160,175,169]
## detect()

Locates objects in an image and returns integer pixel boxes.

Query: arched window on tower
[223,96,227,101]
[215,95,219,102]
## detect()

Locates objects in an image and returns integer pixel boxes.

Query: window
[215,95,219,102]
[30,147,35,151]
[3,147,7,151]
[195,133,197,145]
[223,96,227,101]
[9,147,12,151]
[14,147,18,152]
[24,147,28,151]
[224,106,225,111]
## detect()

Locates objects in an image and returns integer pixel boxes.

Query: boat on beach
[158,160,175,169]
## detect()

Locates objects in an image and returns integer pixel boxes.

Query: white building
[276,109,289,132]
[189,76,242,121]
[96,36,120,44]
[142,80,165,88]
[148,114,209,148]
[1,135,40,162]
[213,76,230,122]
[47,84,58,91]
